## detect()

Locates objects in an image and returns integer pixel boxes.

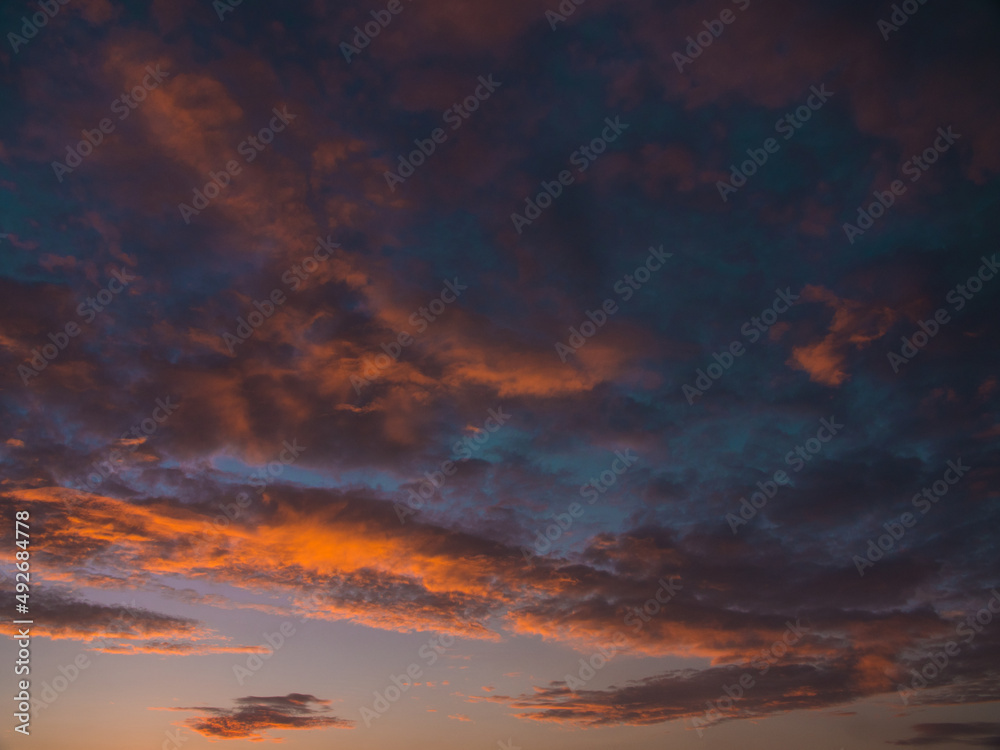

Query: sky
[1,0,999,748]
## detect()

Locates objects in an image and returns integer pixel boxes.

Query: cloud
[166,694,353,741]
[1,588,264,655]
[2,0,999,737]
[11,479,1000,730]
[786,285,898,387]
[891,723,1000,747]
[491,660,863,727]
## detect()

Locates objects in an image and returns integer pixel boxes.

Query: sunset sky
[1,0,1000,748]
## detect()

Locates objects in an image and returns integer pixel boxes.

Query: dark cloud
[891,723,1000,747]
[1,0,998,739]
[489,661,863,727]
[0,587,263,654]
[168,693,353,740]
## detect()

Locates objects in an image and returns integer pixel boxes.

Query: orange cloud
[788,285,898,386]
[165,694,353,741]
